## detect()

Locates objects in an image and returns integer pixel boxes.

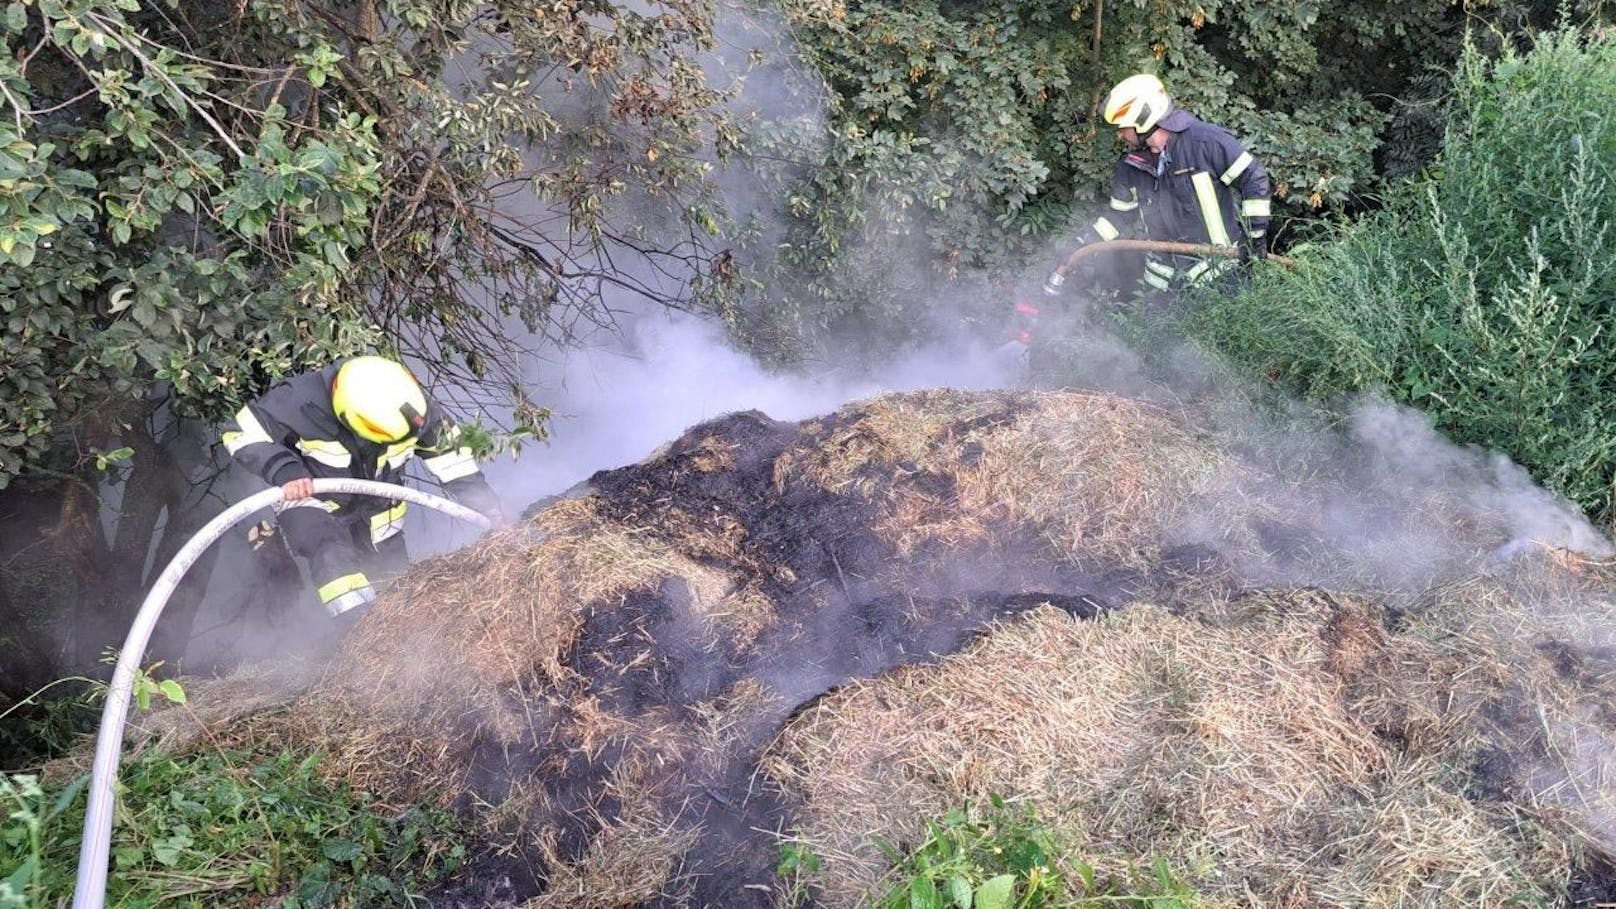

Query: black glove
[1241,232,1268,263]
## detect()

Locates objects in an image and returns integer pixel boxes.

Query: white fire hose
[71,479,492,909]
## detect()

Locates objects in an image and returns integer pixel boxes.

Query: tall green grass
[1191,25,1616,522]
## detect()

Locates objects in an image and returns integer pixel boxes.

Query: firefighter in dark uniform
[221,355,505,625]
[1044,73,1273,298]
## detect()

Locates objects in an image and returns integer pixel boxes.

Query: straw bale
[687,433,740,474]
[772,391,999,498]
[948,392,1238,566]
[317,496,753,732]
[773,390,1253,568]
[765,591,1583,907]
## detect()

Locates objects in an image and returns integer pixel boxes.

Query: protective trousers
[274,501,409,622]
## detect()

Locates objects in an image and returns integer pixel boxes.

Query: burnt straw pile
[129,390,1616,907]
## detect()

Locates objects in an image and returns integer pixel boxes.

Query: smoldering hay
[116,389,1616,907]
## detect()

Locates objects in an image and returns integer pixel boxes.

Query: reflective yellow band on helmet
[1242,198,1271,218]
[1093,217,1121,241]
[223,408,273,455]
[316,572,372,605]
[295,438,352,468]
[1109,195,1139,213]
[422,447,480,482]
[370,502,408,545]
[1191,172,1232,247]
[1220,152,1253,186]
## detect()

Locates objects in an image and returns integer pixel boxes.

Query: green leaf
[158,678,186,703]
[3,3,24,33]
[972,874,1015,909]
[4,856,37,894]
[908,874,941,909]
[1075,860,1096,891]
[945,875,973,909]
[48,773,90,821]
[151,841,181,866]
[321,837,362,862]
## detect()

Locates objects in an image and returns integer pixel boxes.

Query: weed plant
[1,747,463,908]
[1183,25,1616,523]
[865,796,1199,909]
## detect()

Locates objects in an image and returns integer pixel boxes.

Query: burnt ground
[422,403,1185,907]
[1569,852,1616,906]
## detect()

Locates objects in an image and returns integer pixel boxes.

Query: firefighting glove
[1241,232,1268,263]
[1041,270,1066,297]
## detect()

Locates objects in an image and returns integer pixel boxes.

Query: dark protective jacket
[221,361,501,544]
[1073,109,1272,289]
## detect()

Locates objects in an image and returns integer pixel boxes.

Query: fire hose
[71,479,492,909]
[1051,238,1297,280]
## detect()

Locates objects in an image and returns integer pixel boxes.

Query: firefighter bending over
[1044,73,1273,298]
[222,356,506,626]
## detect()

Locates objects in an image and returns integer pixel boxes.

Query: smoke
[434,307,1025,536]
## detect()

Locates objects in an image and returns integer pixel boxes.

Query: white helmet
[1103,74,1172,134]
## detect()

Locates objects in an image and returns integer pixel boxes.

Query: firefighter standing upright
[1044,73,1273,298]
[222,356,505,626]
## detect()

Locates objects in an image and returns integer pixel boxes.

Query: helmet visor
[349,412,405,443]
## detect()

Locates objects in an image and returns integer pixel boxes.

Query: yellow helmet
[331,356,428,443]
[1103,73,1172,134]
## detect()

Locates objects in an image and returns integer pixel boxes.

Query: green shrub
[1187,25,1616,522]
[1,748,463,908]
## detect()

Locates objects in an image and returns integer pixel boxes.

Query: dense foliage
[1187,27,1616,523]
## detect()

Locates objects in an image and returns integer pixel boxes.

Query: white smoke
[457,308,1025,526]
